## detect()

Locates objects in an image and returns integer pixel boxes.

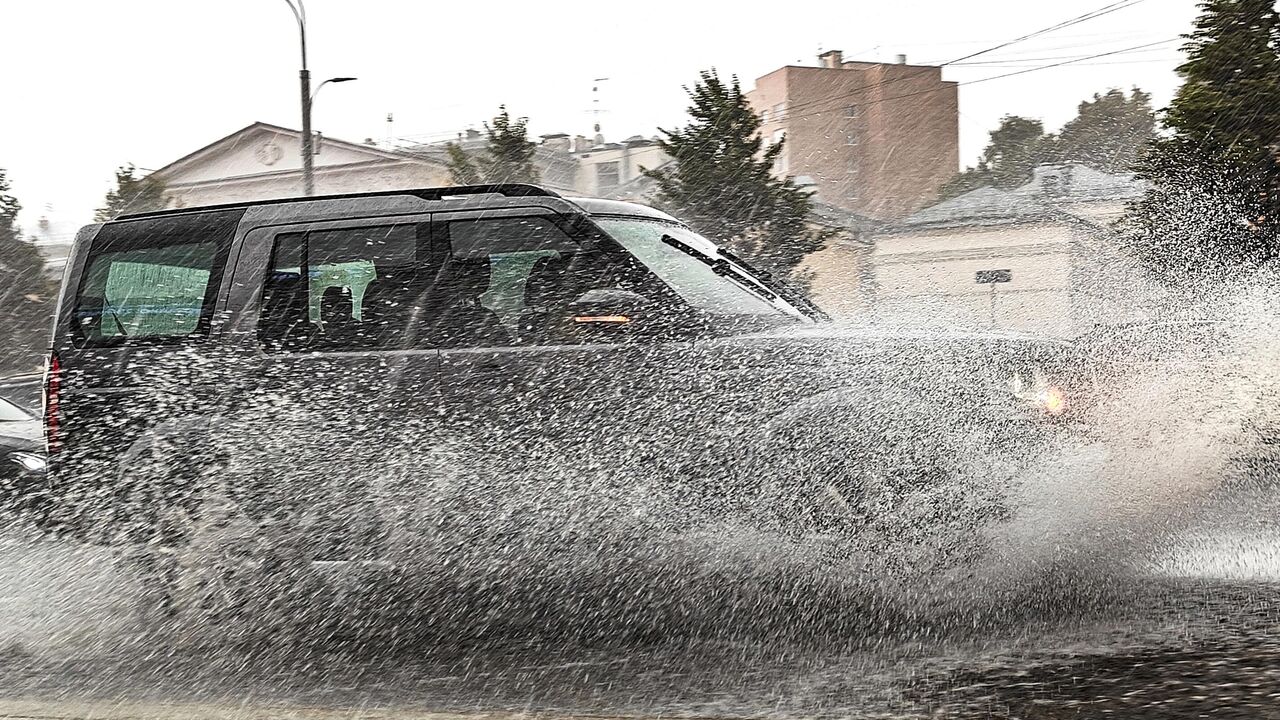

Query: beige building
[571,135,670,199]
[147,121,669,214]
[747,51,959,221]
[809,164,1163,336]
[153,122,454,209]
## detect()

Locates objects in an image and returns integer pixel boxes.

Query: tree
[445,107,539,185]
[936,89,1156,203]
[937,116,1051,201]
[1054,88,1155,173]
[95,164,166,222]
[642,69,824,278]
[445,142,481,185]
[0,168,51,374]
[1120,0,1280,279]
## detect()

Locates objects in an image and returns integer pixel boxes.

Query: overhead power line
[773,0,1151,123]
[777,37,1178,128]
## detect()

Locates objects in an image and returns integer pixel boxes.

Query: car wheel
[739,385,1025,579]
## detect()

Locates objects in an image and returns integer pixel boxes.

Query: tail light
[44,353,62,454]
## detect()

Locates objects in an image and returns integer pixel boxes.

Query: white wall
[166,161,450,209]
[574,144,668,196]
[871,223,1078,336]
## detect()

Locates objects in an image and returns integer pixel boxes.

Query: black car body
[43,185,1089,559]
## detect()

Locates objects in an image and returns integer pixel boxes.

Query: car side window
[258,222,426,352]
[435,215,677,347]
[71,210,240,347]
[256,214,693,352]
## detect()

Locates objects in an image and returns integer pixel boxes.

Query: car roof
[566,197,680,222]
[111,184,671,223]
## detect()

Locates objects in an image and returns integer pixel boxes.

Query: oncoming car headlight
[1008,367,1069,417]
[8,451,47,474]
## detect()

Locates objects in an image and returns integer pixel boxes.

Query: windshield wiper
[103,304,129,337]
[660,234,777,301]
[715,244,828,320]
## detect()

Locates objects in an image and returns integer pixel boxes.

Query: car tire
[738,385,1032,580]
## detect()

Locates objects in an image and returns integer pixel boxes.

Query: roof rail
[115,183,561,220]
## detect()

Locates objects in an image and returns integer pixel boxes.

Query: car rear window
[71,210,241,347]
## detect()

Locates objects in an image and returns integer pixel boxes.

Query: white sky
[1,0,1197,238]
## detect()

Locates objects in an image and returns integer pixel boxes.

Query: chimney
[573,134,592,153]
[895,53,907,65]
[818,49,844,69]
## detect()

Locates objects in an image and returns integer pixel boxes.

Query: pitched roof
[890,163,1147,233]
[899,186,1049,230]
[150,121,419,182]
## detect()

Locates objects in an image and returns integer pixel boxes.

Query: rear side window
[71,210,240,347]
[258,221,426,352]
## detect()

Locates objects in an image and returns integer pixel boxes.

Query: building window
[760,109,770,124]
[596,161,621,192]
[773,102,787,120]
[845,128,858,146]
[844,104,859,119]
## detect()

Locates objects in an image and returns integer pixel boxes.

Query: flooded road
[0,481,1278,719]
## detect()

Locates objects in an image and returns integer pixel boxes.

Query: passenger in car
[431,256,512,347]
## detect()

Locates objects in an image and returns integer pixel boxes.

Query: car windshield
[0,397,31,422]
[596,217,804,320]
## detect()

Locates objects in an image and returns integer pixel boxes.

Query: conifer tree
[643,69,823,278]
[1120,0,1280,278]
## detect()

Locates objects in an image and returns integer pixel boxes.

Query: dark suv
[42,184,1087,568]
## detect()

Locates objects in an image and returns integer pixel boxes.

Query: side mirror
[567,288,654,326]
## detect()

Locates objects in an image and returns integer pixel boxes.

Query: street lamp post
[313,77,358,105]
[282,0,314,195]
[283,1,357,196]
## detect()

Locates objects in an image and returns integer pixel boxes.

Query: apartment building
[747,50,959,220]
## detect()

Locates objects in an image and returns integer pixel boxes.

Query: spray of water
[5,271,1280,673]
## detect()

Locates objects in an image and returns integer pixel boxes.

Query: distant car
[0,395,47,518]
[0,373,43,412]
[42,184,1095,575]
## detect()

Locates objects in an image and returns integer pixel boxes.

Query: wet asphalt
[0,484,1276,718]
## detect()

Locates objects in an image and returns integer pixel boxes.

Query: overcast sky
[2,0,1198,239]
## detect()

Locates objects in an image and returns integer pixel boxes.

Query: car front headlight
[1008,367,1069,417]
[8,451,47,474]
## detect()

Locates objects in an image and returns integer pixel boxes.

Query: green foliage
[0,168,51,374]
[938,116,1051,201]
[446,142,481,185]
[95,164,166,222]
[642,69,824,279]
[1120,0,1280,279]
[446,107,540,185]
[1055,88,1155,173]
[936,89,1156,202]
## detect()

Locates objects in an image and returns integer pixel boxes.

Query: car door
[428,209,707,532]
[222,212,444,551]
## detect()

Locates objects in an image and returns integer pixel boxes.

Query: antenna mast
[591,77,609,141]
